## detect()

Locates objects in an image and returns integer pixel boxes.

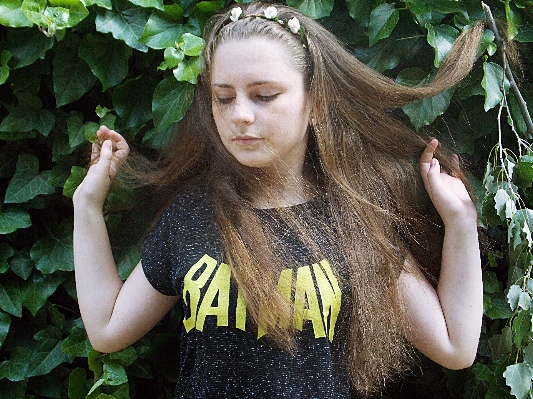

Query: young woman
[73,2,483,397]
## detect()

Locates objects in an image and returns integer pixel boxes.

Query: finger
[90,140,113,179]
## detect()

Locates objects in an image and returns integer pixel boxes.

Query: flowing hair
[126,2,483,395]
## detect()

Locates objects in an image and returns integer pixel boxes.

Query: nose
[231,97,255,125]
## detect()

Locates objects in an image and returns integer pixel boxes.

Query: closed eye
[257,94,279,102]
[214,97,234,105]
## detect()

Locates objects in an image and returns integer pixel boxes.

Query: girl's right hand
[73,126,130,210]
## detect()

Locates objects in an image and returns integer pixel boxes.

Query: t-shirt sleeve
[141,203,180,296]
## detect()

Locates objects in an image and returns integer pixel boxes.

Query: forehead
[210,37,304,85]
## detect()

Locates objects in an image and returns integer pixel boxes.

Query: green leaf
[286,0,334,19]
[95,0,150,52]
[0,243,14,273]
[4,154,55,204]
[53,34,97,107]
[152,77,195,129]
[161,47,184,70]
[27,326,71,377]
[129,0,163,10]
[508,284,523,311]
[105,346,137,366]
[112,76,155,128]
[514,155,533,190]
[505,1,522,41]
[425,23,459,68]
[482,61,509,111]
[20,0,50,29]
[50,0,89,27]
[0,278,22,317]
[354,39,401,73]
[5,27,54,69]
[397,68,453,129]
[512,309,531,347]
[0,51,13,85]
[0,311,11,349]
[494,188,516,221]
[483,271,501,293]
[368,3,399,46]
[503,362,532,399]
[30,219,74,274]
[0,0,33,27]
[9,249,33,280]
[141,122,178,149]
[21,271,66,316]
[0,93,55,137]
[79,33,132,91]
[346,0,371,27]
[103,360,128,386]
[0,347,31,381]
[484,291,514,319]
[0,209,31,234]
[179,33,204,56]
[68,367,89,399]
[63,166,87,198]
[138,11,189,49]
[62,327,92,357]
[173,55,203,84]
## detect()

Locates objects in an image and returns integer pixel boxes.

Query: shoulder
[161,186,215,223]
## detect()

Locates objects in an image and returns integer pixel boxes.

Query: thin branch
[482,2,533,136]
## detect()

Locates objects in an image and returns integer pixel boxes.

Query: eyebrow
[211,81,278,89]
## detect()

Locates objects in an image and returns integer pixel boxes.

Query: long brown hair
[129,3,483,395]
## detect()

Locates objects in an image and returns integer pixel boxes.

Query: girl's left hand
[419,139,477,227]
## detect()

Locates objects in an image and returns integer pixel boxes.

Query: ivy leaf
[368,3,399,46]
[0,0,33,27]
[152,77,194,129]
[62,327,92,357]
[503,362,533,399]
[112,76,155,128]
[63,166,87,198]
[0,209,31,234]
[103,360,128,386]
[5,27,54,69]
[95,0,150,52]
[173,56,203,84]
[4,154,55,204]
[141,122,179,149]
[129,0,163,10]
[484,291,514,319]
[482,61,510,111]
[68,367,89,399]
[0,277,22,317]
[425,23,459,68]
[53,34,97,107]
[179,33,204,56]
[0,93,55,137]
[0,347,32,381]
[514,155,533,190]
[9,249,33,280]
[30,217,74,274]
[346,0,371,27]
[397,68,453,129]
[138,11,188,49]
[483,271,501,294]
[79,33,132,91]
[21,271,66,316]
[0,243,14,273]
[105,346,137,367]
[27,326,72,377]
[0,51,13,85]
[354,39,401,73]
[286,0,334,19]
[0,311,11,349]
[505,1,521,41]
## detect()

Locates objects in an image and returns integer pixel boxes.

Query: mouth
[233,135,262,145]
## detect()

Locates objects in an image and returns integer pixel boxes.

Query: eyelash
[214,94,279,105]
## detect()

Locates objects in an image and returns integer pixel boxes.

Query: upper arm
[398,257,474,369]
[91,262,179,353]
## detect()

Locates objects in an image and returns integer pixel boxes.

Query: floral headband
[228,6,307,48]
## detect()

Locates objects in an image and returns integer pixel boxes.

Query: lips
[233,135,262,145]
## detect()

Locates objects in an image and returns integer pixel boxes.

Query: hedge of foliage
[0,0,532,398]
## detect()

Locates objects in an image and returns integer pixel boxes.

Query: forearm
[437,218,482,362]
[73,203,123,345]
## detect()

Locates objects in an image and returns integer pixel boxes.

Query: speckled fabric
[141,189,351,398]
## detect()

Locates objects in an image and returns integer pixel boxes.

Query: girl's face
[211,37,311,178]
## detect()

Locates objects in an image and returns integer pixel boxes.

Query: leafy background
[1,0,533,398]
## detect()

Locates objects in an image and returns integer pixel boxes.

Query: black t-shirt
[141,189,351,398]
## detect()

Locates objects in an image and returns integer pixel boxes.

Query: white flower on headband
[287,17,300,34]
[264,6,278,19]
[230,7,242,22]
